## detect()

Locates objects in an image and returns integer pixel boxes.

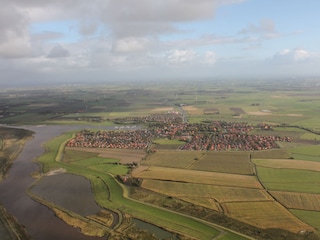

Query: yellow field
[222,201,314,233]
[133,166,263,189]
[145,150,202,168]
[181,105,203,115]
[253,159,320,171]
[142,179,271,202]
[178,196,222,212]
[151,107,174,112]
[270,191,320,211]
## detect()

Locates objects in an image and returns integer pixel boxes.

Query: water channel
[0,125,109,240]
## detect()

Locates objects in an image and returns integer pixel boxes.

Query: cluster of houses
[180,133,291,151]
[67,129,153,149]
[67,113,293,152]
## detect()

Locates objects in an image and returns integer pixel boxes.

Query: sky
[1,0,320,86]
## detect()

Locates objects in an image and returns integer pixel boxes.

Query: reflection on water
[31,173,102,216]
[132,218,177,240]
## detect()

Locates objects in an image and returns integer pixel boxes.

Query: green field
[191,151,253,174]
[289,145,320,162]
[256,167,320,193]
[144,150,202,168]
[290,210,320,235]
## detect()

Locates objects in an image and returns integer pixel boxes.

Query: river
[0,125,107,240]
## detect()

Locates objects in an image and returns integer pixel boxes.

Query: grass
[65,150,128,175]
[192,151,253,175]
[250,148,289,159]
[144,150,203,169]
[289,145,320,162]
[253,159,320,171]
[256,167,320,193]
[290,210,320,235]
[152,138,184,150]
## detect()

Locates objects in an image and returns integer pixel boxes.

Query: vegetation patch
[152,138,184,150]
[253,159,320,171]
[53,208,107,237]
[230,108,245,115]
[256,167,320,194]
[289,145,320,162]
[223,201,314,233]
[250,148,289,159]
[68,147,146,164]
[290,210,320,236]
[133,166,263,189]
[182,105,203,115]
[270,191,320,211]
[0,205,30,240]
[0,127,33,179]
[141,179,272,203]
[144,150,202,169]
[191,151,253,175]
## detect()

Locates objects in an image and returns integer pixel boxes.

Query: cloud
[203,51,217,64]
[239,19,277,38]
[167,49,197,64]
[271,48,312,64]
[0,2,32,58]
[78,22,98,36]
[112,37,150,53]
[0,0,236,59]
[47,44,69,58]
[99,0,220,38]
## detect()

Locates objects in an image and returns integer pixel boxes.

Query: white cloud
[0,38,32,58]
[112,37,150,53]
[239,19,278,38]
[272,48,312,64]
[203,51,217,64]
[0,2,32,58]
[167,49,196,64]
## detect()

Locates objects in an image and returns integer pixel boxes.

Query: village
[67,112,293,151]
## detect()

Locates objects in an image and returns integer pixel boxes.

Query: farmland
[0,78,320,239]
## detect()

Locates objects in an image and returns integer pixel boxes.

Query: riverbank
[0,126,33,240]
[0,205,30,240]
